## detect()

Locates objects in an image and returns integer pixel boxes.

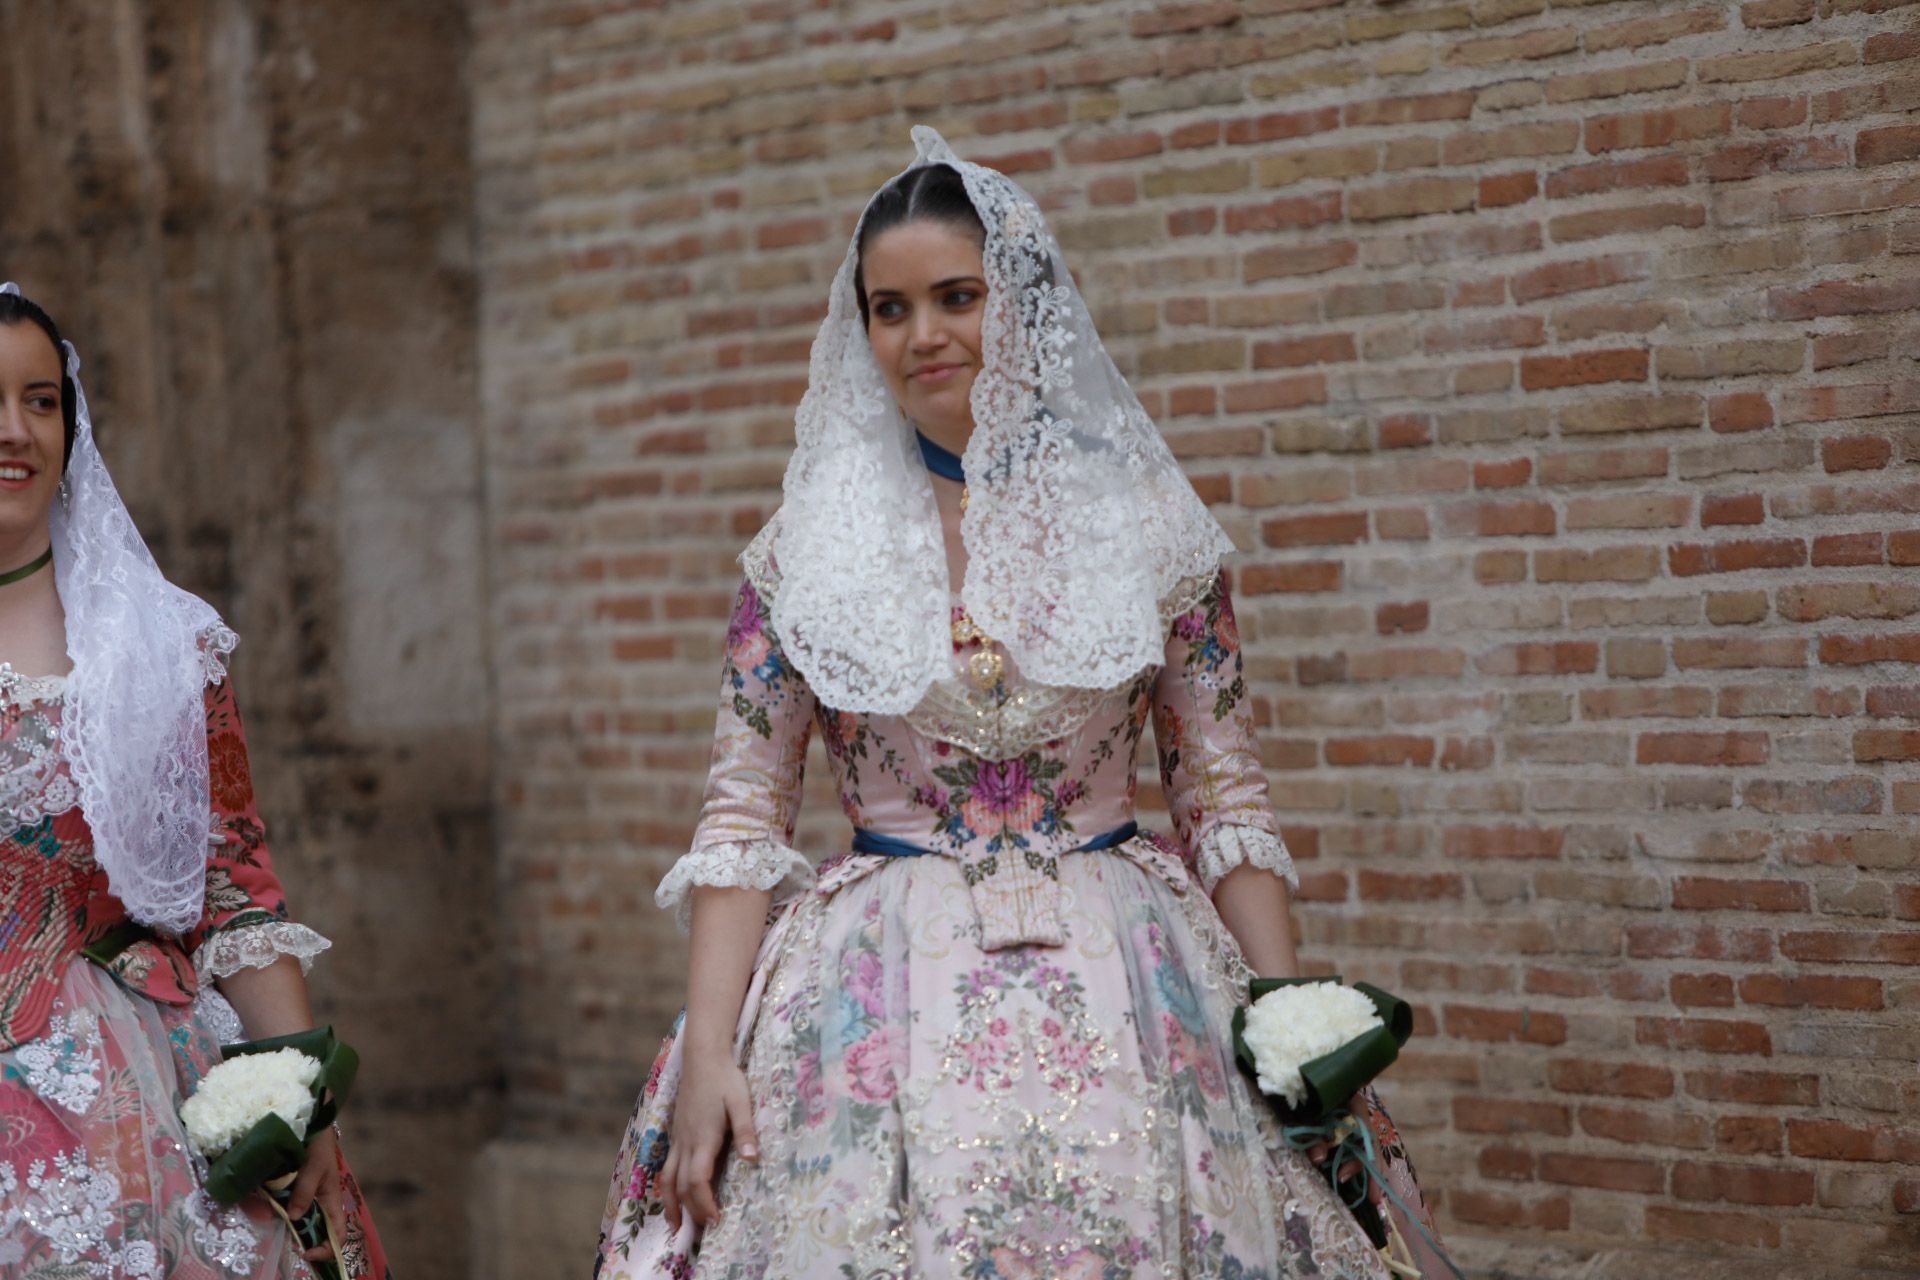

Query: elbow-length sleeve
[184,673,332,983]
[653,578,818,929]
[1151,573,1298,896]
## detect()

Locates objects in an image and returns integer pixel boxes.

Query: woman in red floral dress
[0,285,391,1278]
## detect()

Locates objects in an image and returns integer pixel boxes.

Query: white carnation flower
[180,1048,322,1158]
[1240,982,1384,1109]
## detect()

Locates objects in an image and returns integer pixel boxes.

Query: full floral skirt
[0,959,391,1279]
[597,843,1448,1279]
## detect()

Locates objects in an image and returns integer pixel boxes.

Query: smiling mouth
[0,465,33,482]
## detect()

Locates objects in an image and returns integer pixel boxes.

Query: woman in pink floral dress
[597,130,1447,1279]
[0,286,389,1278]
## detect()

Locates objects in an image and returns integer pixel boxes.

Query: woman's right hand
[660,1048,759,1232]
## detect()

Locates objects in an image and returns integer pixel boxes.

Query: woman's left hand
[286,1124,345,1262]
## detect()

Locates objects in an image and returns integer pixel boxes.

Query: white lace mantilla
[747,535,1219,758]
[191,921,332,984]
[38,304,240,936]
[656,839,815,931]
[1195,825,1298,897]
[758,126,1234,718]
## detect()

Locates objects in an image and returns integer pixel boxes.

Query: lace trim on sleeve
[1195,825,1298,896]
[198,622,240,687]
[193,920,333,983]
[655,839,814,931]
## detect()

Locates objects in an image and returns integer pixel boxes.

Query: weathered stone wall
[0,5,497,1278]
[472,0,1920,1274]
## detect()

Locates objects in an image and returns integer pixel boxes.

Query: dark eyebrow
[867,276,985,298]
[23,380,60,394]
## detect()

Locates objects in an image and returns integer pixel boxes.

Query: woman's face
[862,219,987,442]
[0,323,65,544]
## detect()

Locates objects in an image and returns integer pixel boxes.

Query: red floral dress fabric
[0,673,392,1279]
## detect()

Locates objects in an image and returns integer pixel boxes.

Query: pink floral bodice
[656,571,1297,948]
[0,673,323,1049]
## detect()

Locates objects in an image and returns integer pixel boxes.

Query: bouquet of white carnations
[181,1027,359,1280]
[1232,977,1462,1278]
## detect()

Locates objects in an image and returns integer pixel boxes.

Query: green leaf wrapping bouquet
[180,1027,359,1279]
[1231,978,1463,1278]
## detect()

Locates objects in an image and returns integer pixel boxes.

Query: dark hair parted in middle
[854,164,986,327]
[0,292,79,467]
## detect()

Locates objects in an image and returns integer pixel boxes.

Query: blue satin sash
[851,821,1139,859]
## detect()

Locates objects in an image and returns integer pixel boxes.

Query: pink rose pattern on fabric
[598,573,1440,1277]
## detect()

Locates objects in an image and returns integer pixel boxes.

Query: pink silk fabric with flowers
[683,572,1282,949]
[599,573,1449,1279]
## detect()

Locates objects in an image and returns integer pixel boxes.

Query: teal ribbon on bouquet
[1281,1112,1467,1279]
[1231,977,1465,1277]
[202,1027,360,1280]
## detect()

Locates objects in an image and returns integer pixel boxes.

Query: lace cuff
[1195,825,1298,896]
[655,839,815,931]
[193,920,333,983]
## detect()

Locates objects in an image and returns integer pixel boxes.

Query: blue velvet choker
[916,431,967,484]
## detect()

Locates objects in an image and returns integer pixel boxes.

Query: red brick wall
[472,0,1920,1267]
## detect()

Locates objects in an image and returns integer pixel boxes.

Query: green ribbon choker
[0,547,52,589]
